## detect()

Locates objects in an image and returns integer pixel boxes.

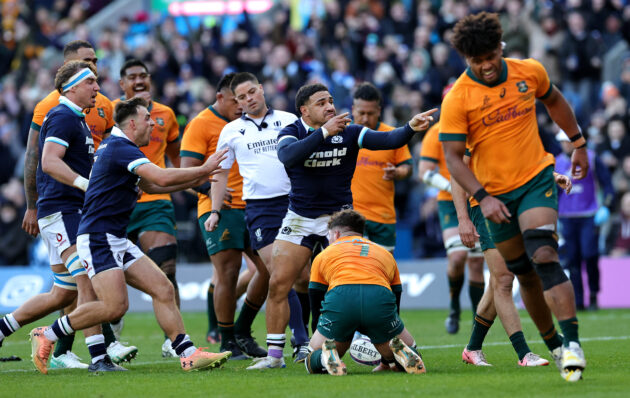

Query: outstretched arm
[362,108,438,150]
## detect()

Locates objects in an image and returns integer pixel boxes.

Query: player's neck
[302,116,320,130]
[247,104,268,119]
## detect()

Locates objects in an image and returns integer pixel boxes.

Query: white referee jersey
[217,109,297,200]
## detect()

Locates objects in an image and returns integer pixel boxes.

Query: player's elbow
[40,155,55,175]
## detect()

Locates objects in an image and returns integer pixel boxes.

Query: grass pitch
[1,309,628,397]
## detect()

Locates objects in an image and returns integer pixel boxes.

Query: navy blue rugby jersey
[36,100,94,218]
[78,128,150,238]
[277,120,367,218]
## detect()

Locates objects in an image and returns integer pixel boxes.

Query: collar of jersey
[300,117,316,133]
[58,96,85,117]
[465,58,508,88]
[110,126,132,142]
[240,107,274,122]
[209,105,230,123]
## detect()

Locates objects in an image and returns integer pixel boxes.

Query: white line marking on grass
[419,335,630,349]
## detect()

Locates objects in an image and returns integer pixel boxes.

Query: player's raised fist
[322,112,351,136]
[409,108,438,131]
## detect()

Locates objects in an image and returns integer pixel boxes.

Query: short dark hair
[295,83,329,115]
[54,61,97,93]
[230,72,258,92]
[217,73,237,92]
[63,40,94,59]
[120,58,149,78]
[353,82,381,105]
[328,209,366,235]
[451,12,503,58]
[114,97,149,126]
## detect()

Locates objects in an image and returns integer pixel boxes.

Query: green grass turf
[1,309,628,397]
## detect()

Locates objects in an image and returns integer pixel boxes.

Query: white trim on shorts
[77,233,144,279]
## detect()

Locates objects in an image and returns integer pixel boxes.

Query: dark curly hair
[451,12,503,58]
[328,209,366,235]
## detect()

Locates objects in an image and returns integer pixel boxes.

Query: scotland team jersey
[217,109,297,200]
[278,120,365,218]
[36,99,94,219]
[77,128,151,238]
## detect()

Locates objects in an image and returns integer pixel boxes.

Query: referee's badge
[156,117,165,126]
[331,135,343,144]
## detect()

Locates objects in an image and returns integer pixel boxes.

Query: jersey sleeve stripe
[180,150,204,160]
[538,82,553,100]
[308,281,328,291]
[127,158,151,173]
[30,121,42,131]
[278,135,297,143]
[439,133,467,142]
[420,156,438,163]
[44,137,69,147]
[396,159,414,166]
[357,126,368,148]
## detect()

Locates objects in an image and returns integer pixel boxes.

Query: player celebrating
[181,73,268,359]
[350,82,412,253]
[419,116,485,334]
[114,59,181,357]
[247,83,436,370]
[440,12,588,381]
[30,97,232,373]
[20,40,135,368]
[304,209,424,375]
[205,72,311,364]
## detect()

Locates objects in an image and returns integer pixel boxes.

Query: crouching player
[30,98,232,372]
[305,209,425,375]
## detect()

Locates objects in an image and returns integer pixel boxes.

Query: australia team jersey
[181,106,245,215]
[351,122,412,224]
[309,235,401,292]
[112,99,179,203]
[36,99,94,218]
[217,109,297,200]
[78,128,151,238]
[439,58,555,196]
[420,122,452,202]
[32,90,114,149]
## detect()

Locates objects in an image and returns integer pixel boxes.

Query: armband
[472,188,490,203]
[73,176,89,192]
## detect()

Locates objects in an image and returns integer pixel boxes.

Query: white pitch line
[1,335,629,373]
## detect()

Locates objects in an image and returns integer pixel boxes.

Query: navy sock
[288,289,309,345]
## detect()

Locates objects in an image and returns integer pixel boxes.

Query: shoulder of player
[272,110,298,122]
[186,110,225,136]
[96,92,112,105]
[151,101,176,116]
[34,90,60,114]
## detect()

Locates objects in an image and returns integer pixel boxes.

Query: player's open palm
[204,148,228,174]
[409,108,438,131]
[322,112,351,136]
[480,196,511,224]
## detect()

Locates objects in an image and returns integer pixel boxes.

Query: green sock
[467,314,493,351]
[235,298,261,336]
[448,275,465,314]
[509,331,531,360]
[53,333,75,358]
[540,326,563,351]
[468,281,485,315]
[207,283,218,332]
[558,317,580,347]
[306,349,325,374]
[102,322,116,346]
[218,322,235,343]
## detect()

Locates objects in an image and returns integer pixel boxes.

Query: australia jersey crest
[156,117,165,126]
[97,108,105,118]
[516,81,528,93]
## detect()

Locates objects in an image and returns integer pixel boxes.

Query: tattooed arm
[22,127,40,237]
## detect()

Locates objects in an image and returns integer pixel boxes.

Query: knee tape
[505,253,533,275]
[147,244,177,270]
[65,252,86,277]
[533,261,569,291]
[522,228,558,259]
[53,271,77,290]
[444,235,467,254]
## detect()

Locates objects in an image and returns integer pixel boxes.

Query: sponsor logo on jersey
[481,105,533,127]
[247,138,277,155]
[304,147,347,167]
[499,87,506,98]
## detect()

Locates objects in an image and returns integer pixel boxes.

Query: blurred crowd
[1,0,630,264]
